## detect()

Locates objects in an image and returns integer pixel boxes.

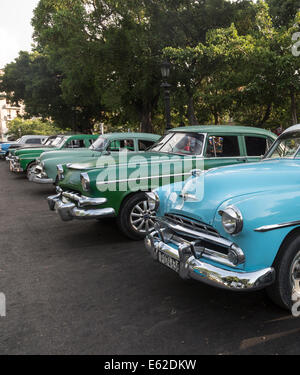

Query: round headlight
[146,191,160,211]
[219,206,243,235]
[81,173,90,192]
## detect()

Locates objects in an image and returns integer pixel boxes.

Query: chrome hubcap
[130,200,156,234]
[290,251,300,295]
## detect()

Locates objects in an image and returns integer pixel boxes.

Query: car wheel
[117,192,156,240]
[26,162,37,181]
[266,235,300,310]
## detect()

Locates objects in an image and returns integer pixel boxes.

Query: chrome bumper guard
[47,187,115,221]
[31,166,54,184]
[145,219,275,291]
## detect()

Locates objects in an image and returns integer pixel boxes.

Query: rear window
[245,136,268,156]
[108,139,135,152]
[138,140,156,151]
[206,136,240,157]
[65,139,85,148]
[25,138,42,144]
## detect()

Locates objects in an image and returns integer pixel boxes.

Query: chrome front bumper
[9,159,23,173]
[31,165,54,184]
[47,188,116,221]
[145,222,275,292]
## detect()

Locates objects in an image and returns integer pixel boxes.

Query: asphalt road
[0,162,300,355]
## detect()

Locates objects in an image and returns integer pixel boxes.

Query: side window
[26,138,41,144]
[138,140,156,151]
[108,139,134,152]
[65,139,85,148]
[245,136,268,156]
[206,136,240,157]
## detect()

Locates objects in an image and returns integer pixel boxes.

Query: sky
[0,0,40,68]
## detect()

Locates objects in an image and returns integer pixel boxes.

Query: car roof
[101,132,160,140]
[21,135,48,138]
[169,125,276,137]
[282,124,300,134]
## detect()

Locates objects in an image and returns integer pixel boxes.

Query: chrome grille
[165,213,219,237]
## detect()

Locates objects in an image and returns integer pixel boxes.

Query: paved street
[0,161,300,355]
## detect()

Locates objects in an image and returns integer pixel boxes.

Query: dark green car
[9,134,99,179]
[32,132,160,184]
[47,126,277,240]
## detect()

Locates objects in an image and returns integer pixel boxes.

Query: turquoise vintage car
[9,134,99,179]
[31,132,160,184]
[47,125,276,240]
[144,124,300,310]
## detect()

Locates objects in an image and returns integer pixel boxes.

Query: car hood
[163,159,300,225]
[10,144,46,150]
[15,146,55,157]
[60,151,188,192]
[66,151,186,171]
[40,149,96,162]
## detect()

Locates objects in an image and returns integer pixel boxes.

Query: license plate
[158,251,180,273]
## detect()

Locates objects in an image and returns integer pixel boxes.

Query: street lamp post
[161,60,172,131]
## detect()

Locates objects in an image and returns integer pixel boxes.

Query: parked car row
[4,125,300,311]
[0,135,48,159]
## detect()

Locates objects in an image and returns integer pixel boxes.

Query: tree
[7,118,68,138]
[267,0,300,28]
[31,0,241,131]
[164,1,300,127]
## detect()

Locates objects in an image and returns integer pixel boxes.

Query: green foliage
[0,0,299,132]
[7,118,69,138]
[267,0,300,28]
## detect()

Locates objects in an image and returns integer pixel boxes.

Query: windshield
[265,132,300,159]
[19,137,27,143]
[150,132,204,155]
[89,136,108,151]
[51,136,66,147]
[42,138,51,145]
[44,137,57,146]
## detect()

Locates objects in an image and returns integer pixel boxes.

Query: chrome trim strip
[96,172,192,186]
[255,221,300,232]
[68,155,205,171]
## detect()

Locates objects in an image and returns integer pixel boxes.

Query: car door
[204,134,246,170]
[243,135,274,163]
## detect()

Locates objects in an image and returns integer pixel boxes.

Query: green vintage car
[31,132,160,184]
[47,126,277,240]
[9,134,99,179]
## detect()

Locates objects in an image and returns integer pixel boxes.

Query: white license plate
[158,251,180,273]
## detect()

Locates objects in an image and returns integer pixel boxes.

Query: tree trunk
[141,109,153,133]
[259,104,271,126]
[213,109,219,125]
[291,90,298,125]
[187,95,198,125]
